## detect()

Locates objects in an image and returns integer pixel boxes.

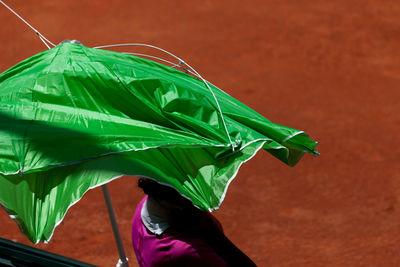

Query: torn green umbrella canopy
[0,43,318,243]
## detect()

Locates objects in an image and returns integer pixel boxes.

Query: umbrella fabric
[0,43,318,243]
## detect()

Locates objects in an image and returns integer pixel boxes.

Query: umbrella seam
[0,135,312,176]
[0,143,230,176]
[281,130,305,143]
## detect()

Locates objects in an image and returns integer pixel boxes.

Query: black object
[0,237,97,267]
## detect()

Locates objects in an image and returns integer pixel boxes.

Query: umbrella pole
[102,184,129,267]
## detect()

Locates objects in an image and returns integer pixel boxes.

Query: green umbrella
[0,42,318,245]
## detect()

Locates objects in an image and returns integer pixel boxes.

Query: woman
[132,178,256,266]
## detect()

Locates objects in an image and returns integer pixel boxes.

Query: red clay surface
[1,1,400,266]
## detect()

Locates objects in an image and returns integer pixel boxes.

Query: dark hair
[137,178,194,209]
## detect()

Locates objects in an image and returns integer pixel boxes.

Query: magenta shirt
[132,196,228,267]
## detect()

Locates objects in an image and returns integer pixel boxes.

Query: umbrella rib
[121,52,196,76]
[0,0,55,48]
[94,43,235,151]
[122,52,219,85]
[38,35,51,49]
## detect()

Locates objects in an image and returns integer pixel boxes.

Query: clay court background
[1,1,399,266]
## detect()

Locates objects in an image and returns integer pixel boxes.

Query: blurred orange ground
[1,1,399,266]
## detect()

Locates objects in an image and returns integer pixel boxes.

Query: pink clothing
[132,196,227,267]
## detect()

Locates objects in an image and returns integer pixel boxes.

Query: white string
[0,0,55,48]
[95,43,235,151]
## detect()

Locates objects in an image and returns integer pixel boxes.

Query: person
[131,178,256,267]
